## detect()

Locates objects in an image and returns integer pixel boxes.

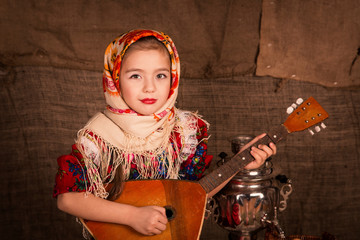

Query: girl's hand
[240,133,277,170]
[128,206,168,235]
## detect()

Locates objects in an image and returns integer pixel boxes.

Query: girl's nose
[143,78,156,93]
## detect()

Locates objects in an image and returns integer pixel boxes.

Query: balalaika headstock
[283,97,329,135]
[199,96,329,195]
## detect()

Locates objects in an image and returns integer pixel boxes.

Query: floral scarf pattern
[75,30,194,199]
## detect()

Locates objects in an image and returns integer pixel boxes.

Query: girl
[53,29,276,237]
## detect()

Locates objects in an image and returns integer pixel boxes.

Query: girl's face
[119,48,171,116]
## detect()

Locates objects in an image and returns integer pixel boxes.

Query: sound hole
[164,205,176,221]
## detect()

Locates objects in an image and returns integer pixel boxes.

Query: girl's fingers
[242,133,277,170]
[154,207,168,224]
[251,146,268,160]
[158,215,168,225]
[156,221,167,232]
[269,142,277,155]
[153,207,168,234]
[257,145,272,158]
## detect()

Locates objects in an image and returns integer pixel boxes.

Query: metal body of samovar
[208,135,292,240]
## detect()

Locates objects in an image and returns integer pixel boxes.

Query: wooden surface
[83,180,207,240]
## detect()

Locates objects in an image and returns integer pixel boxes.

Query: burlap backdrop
[1,0,359,239]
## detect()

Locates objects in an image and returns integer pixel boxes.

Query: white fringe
[74,109,204,199]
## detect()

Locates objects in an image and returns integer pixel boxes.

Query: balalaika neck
[198,124,289,194]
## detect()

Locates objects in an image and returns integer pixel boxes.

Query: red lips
[140,98,157,104]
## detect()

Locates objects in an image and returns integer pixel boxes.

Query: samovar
[207,135,292,240]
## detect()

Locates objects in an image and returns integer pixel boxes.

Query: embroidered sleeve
[53,132,117,198]
[53,144,89,197]
[179,118,213,180]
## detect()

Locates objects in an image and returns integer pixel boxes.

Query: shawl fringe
[75,109,203,199]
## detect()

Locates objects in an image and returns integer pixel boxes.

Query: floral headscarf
[102,29,180,139]
[76,30,184,198]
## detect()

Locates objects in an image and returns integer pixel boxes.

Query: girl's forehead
[123,47,170,61]
[121,49,171,72]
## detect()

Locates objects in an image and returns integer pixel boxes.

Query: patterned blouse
[53,118,212,198]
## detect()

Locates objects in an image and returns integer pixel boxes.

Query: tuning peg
[286,106,294,114]
[308,129,315,135]
[296,98,304,105]
[314,126,321,132]
[287,98,305,114]
[321,122,327,129]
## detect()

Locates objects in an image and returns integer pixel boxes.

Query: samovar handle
[279,178,293,212]
[204,197,220,222]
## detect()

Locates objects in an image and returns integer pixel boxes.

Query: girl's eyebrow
[124,68,170,73]
[156,68,170,72]
[124,68,143,73]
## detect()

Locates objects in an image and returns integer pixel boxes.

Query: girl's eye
[156,73,167,79]
[130,74,141,79]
